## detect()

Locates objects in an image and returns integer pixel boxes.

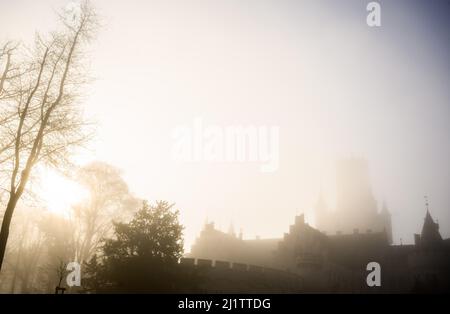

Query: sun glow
[38,169,88,217]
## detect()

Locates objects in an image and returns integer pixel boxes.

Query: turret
[417,197,443,247]
[419,210,442,246]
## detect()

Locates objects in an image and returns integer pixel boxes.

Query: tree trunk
[0,194,18,272]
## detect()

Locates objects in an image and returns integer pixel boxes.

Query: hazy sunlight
[38,170,88,217]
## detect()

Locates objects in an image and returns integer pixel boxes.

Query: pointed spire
[424,210,437,229]
[420,197,443,245]
[424,195,430,213]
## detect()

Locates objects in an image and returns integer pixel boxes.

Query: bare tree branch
[0,1,98,272]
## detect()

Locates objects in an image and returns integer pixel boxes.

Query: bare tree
[0,41,20,98]
[54,259,68,294]
[0,205,47,293]
[71,162,139,263]
[0,41,21,169]
[0,2,98,271]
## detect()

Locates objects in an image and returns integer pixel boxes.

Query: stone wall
[179,258,304,293]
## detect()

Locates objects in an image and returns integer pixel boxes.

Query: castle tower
[415,197,443,246]
[336,158,378,216]
[315,158,392,237]
[420,210,443,245]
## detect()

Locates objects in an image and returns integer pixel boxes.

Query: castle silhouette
[185,158,450,293]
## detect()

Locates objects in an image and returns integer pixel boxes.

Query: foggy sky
[1,0,449,250]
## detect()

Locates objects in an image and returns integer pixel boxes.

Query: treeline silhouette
[83,201,201,293]
[0,160,201,293]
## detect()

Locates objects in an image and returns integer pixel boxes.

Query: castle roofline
[420,209,443,245]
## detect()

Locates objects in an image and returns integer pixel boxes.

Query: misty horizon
[1,0,449,250]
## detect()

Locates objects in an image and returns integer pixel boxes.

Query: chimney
[295,214,305,225]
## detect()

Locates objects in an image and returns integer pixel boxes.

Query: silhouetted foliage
[83,201,201,293]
